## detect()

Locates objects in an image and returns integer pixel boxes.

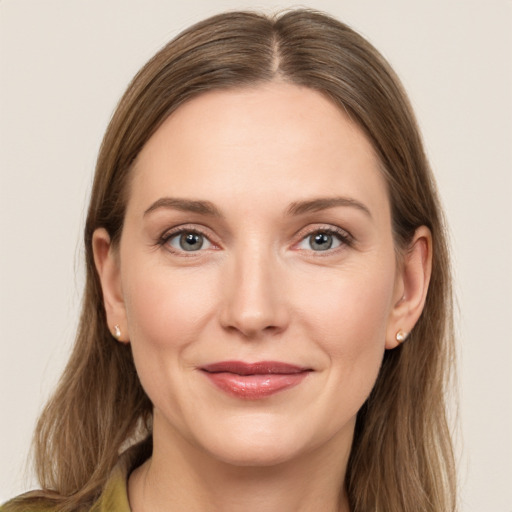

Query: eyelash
[157,225,215,256]
[295,226,354,254]
[157,224,353,256]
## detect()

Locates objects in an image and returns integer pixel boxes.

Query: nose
[219,246,290,339]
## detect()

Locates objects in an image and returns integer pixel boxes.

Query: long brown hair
[6,9,456,511]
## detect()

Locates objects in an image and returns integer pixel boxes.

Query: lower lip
[202,371,309,399]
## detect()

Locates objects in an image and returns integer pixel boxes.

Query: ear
[385,226,432,349]
[92,228,129,343]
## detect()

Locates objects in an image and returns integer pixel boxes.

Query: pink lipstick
[200,361,311,399]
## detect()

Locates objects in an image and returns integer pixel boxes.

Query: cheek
[297,261,395,405]
[300,261,395,344]
[120,262,219,402]
[122,263,217,347]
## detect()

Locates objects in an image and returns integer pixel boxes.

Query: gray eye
[309,232,334,251]
[180,233,204,251]
[168,232,211,252]
[297,231,343,252]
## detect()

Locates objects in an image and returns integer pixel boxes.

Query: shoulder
[1,442,145,512]
[1,472,130,512]
[1,476,129,512]
[0,495,57,512]
[0,468,128,512]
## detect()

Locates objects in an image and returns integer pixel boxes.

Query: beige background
[1,0,511,510]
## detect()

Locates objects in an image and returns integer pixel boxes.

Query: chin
[190,414,325,468]
[206,438,306,468]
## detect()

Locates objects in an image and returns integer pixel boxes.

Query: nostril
[221,314,287,339]
[218,264,290,337]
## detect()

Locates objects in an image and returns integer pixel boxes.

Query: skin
[93,82,432,512]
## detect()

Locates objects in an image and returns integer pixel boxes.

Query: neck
[128,422,353,512]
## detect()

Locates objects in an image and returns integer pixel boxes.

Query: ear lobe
[92,228,129,343]
[386,226,432,349]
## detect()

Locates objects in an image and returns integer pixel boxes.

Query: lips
[200,361,311,399]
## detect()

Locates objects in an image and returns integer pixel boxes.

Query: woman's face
[99,82,406,466]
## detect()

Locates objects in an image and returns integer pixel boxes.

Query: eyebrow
[144,197,222,217]
[143,195,372,219]
[286,196,372,218]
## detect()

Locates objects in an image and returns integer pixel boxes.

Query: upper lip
[200,361,311,375]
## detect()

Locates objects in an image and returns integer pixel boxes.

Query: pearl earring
[113,325,121,339]
[396,330,408,344]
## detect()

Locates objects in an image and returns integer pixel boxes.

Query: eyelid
[158,224,220,254]
[292,224,354,252]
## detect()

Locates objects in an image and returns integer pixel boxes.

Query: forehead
[128,82,389,218]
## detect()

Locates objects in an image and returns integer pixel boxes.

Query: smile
[200,361,312,399]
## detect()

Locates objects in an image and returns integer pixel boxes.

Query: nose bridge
[220,238,288,338]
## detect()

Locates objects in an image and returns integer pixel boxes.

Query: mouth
[199,361,312,399]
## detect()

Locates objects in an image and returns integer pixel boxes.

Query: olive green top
[1,446,140,512]
[89,452,132,512]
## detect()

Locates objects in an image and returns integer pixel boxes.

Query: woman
[2,9,456,512]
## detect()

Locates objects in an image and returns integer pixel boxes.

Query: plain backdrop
[1,0,511,510]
